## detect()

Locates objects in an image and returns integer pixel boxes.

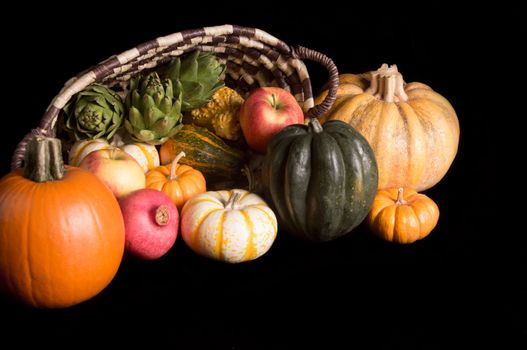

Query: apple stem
[225,190,243,210]
[309,118,323,133]
[271,93,277,108]
[395,188,406,205]
[24,135,65,182]
[169,152,186,180]
[155,205,170,226]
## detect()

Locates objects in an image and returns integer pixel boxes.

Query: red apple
[240,87,304,153]
[119,189,178,260]
[79,148,145,198]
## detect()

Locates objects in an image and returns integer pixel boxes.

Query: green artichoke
[166,51,226,112]
[63,84,124,140]
[124,72,183,145]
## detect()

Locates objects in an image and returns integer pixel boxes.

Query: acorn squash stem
[309,118,323,133]
[24,136,65,183]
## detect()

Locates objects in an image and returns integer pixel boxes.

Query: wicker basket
[11,24,339,170]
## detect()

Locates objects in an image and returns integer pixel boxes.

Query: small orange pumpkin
[146,151,206,210]
[0,136,125,308]
[366,188,439,244]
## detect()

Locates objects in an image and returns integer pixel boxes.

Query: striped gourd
[68,139,159,173]
[121,143,160,172]
[159,124,245,181]
[68,139,111,166]
[181,189,277,263]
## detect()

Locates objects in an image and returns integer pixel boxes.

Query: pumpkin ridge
[377,206,396,242]
[332,124,379,233]
[333,94,375,124]
[240,210,256,261]
[134,143,155,171]
[371,102,391,182]
[190,208,223,250]
[407,88,453,112]
[252,205,278,234]
[284,134,312,235]
[164,181,182,204]
[400,102,429,189]
[72,140,109,167]
[395,102,413,187]
[411,102,454,190]
[24,182,39,306]
[237,190,250,202]
[187,197,222,207]
[395,205,419,243]
[214,212,226,260]
[190,172,207,191]
[306,132,346,240]
[268,138,297,235]
[327,130,360,232]
[347,97,379,133]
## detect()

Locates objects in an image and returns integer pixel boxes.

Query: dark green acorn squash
[262,119,378,242]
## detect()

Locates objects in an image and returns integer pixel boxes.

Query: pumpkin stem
[169,151,186,180]
[155,205,170,226]
[309,118,323,133]
[225,190,243,210]
[24,136,65,183]
[396,187,406,205]
[365,64,409,102]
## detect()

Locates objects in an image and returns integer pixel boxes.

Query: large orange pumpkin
[0,136,125,308]
[315,64,460,191]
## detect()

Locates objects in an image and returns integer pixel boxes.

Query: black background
[0,4,522,349]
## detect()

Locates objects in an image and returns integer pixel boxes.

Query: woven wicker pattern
[12,24,338,170]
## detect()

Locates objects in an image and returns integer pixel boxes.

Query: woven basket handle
[292,46,339,120]
[10,37,339,170]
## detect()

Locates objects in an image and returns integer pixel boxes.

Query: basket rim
[11,24,339,170]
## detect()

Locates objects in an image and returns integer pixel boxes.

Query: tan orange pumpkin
[0,136,125,308]
[315,64,460,191]
[366,188,439,244]
[146,152,206,211]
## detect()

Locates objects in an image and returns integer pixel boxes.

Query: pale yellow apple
[79,148,145,198]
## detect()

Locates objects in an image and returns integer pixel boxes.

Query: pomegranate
[118,188,178,259]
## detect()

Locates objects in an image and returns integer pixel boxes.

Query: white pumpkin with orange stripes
[68,139,112,167]
[181,189,277,263]
[121,143,160,172]
[68,139,159,172]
